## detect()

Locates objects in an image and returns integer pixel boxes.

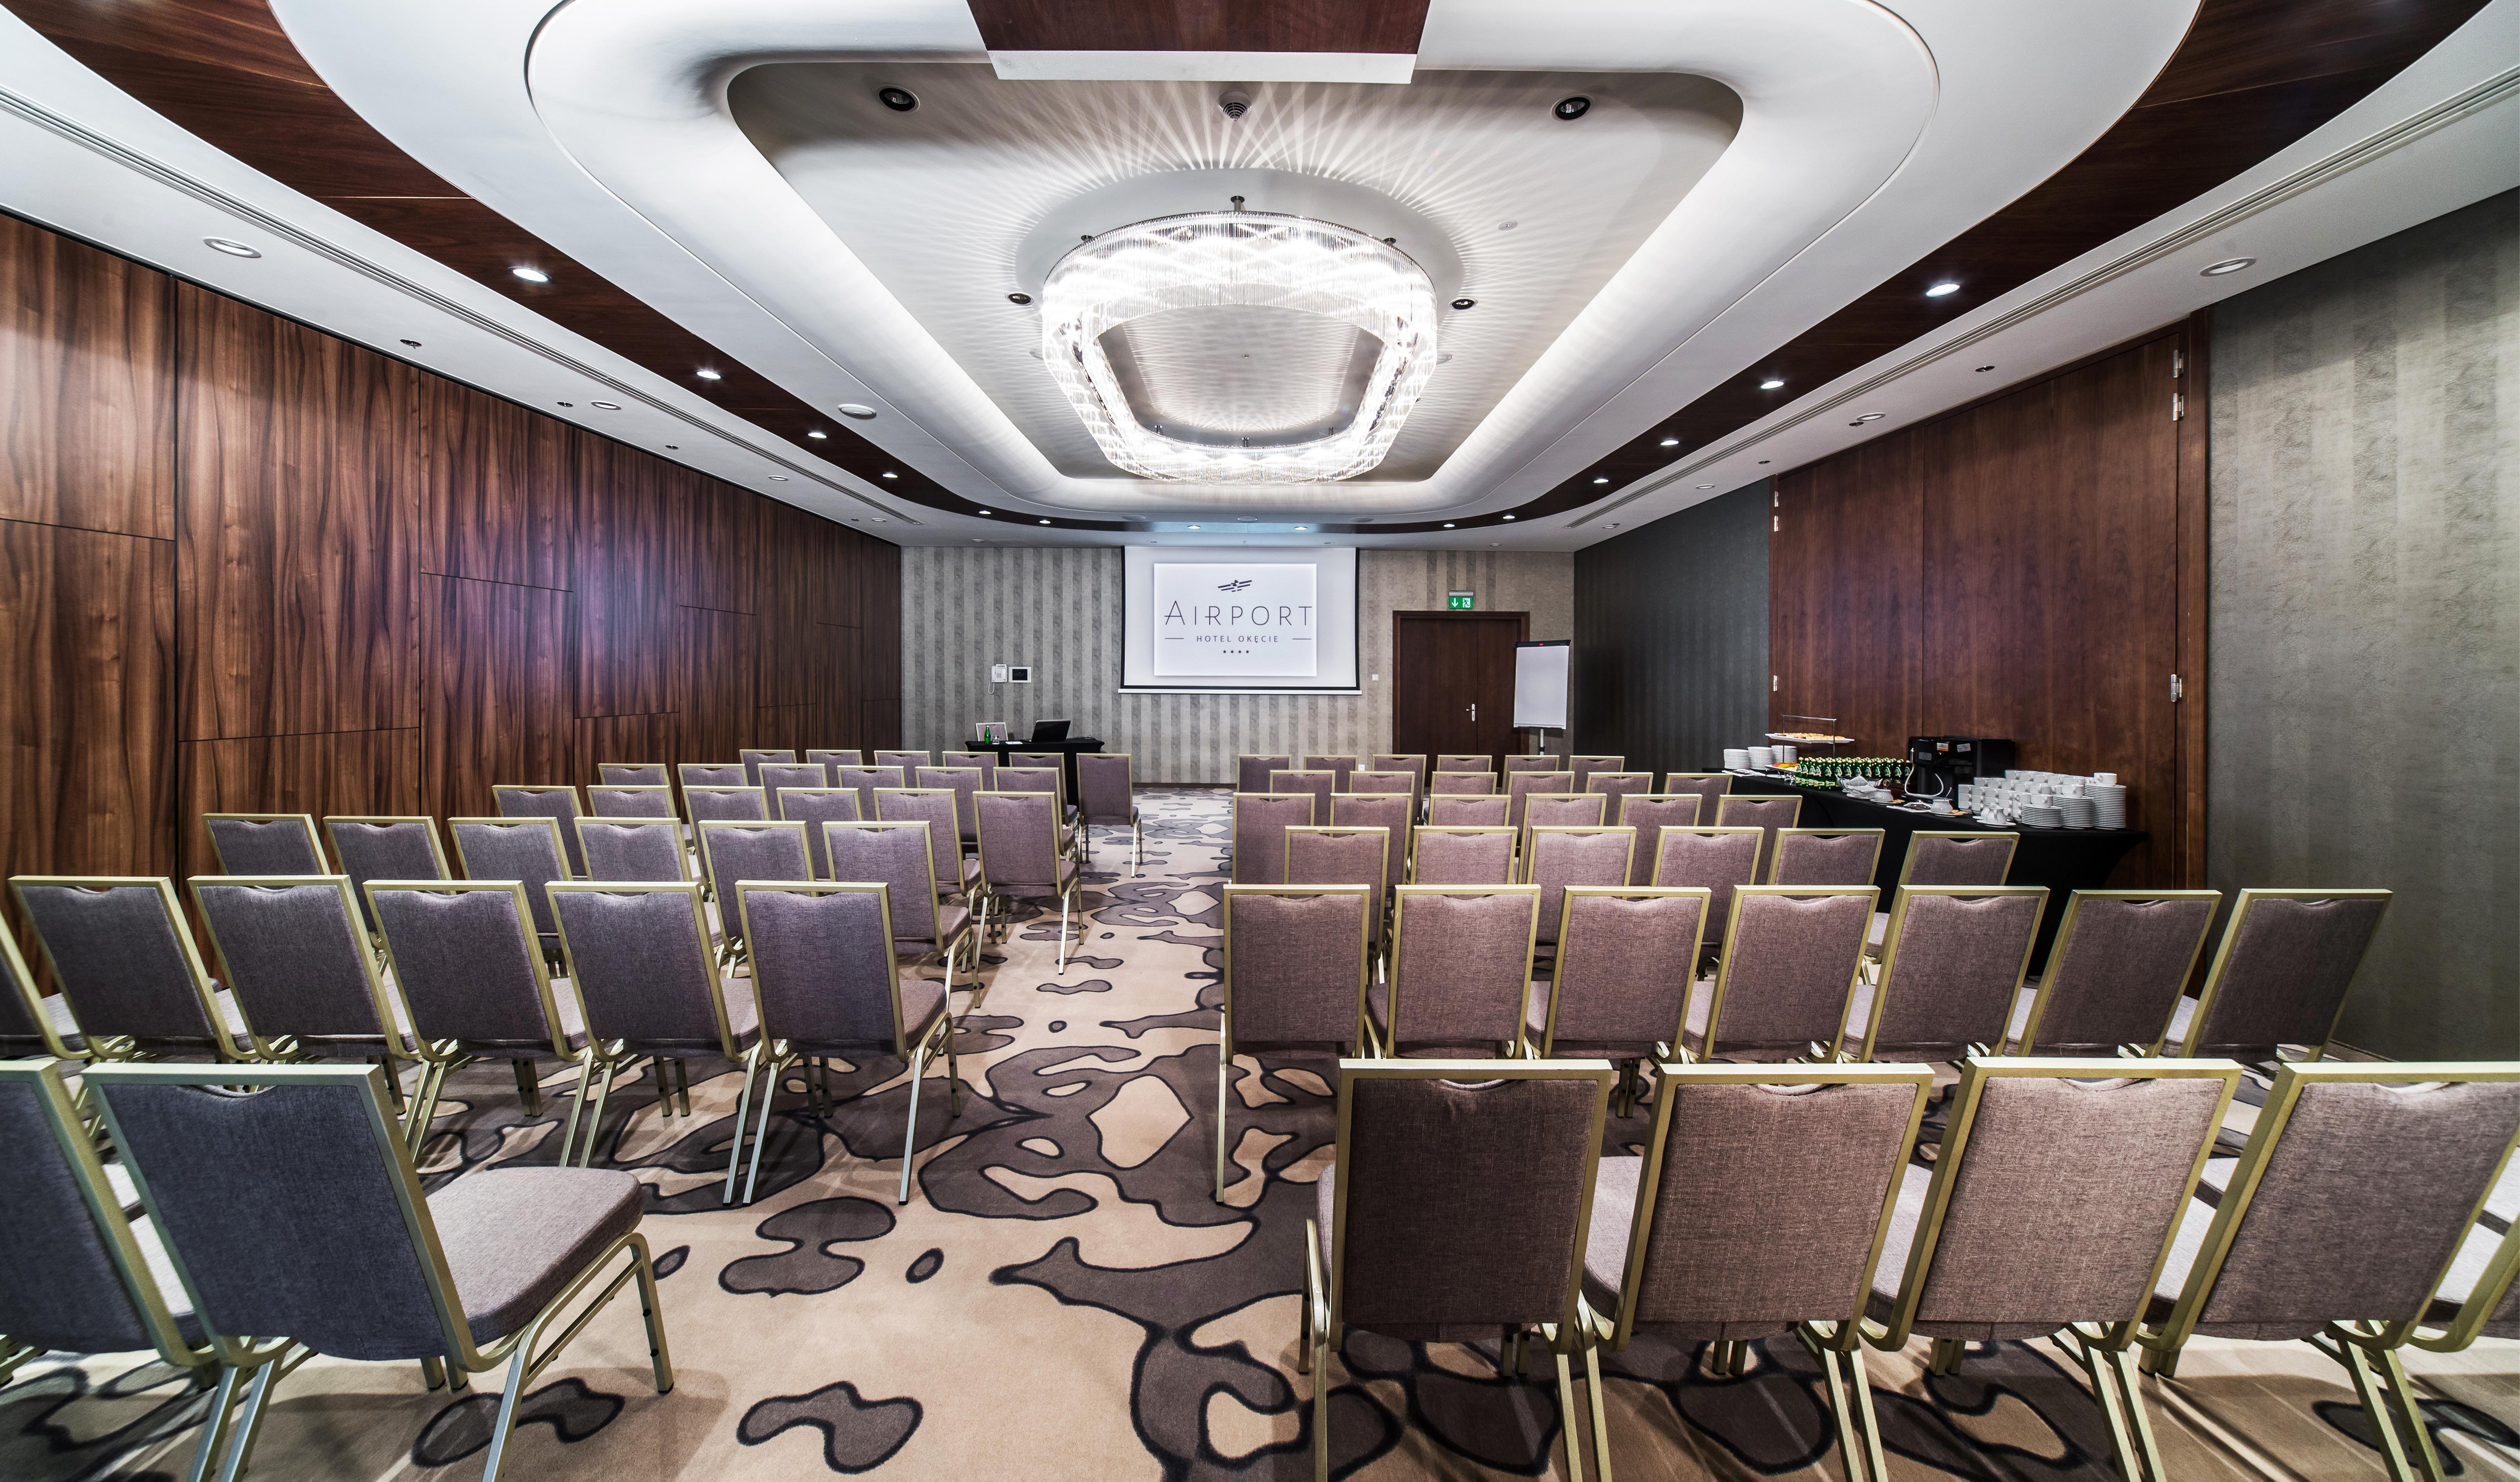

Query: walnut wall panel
[679,607,757,766]
[574,713,680,784]
[1770,437,1926,754]
[0,214,174,539]
[418,377,572,590]
[418,574,574,819]
[573,433,675,719]
[177,729,418,882]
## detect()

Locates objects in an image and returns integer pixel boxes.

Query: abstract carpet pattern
[9,788,2519,1480]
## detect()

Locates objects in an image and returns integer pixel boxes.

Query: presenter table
[986,738,1105,799]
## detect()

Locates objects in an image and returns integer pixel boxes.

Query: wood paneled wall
[0,212,899,893]
[1770,325,2205,885]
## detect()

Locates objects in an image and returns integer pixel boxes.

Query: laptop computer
[1028,719,1071,744]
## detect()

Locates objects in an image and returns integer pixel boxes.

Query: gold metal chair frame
[9,875,244,1065]
[1660,771,1736,794]
[1231,792,1320,883]
[914,766,987,845]
[872,787,978,921]
[447,815,576,964]
[85,1060,673,1482]
[1866,1055,2242,1482]
[1304,1058,1615,1482]
[2138,1060,2520,1482]
[595,761,670,786]
[1839,884,2048,1062]
[1766,828,1888,887]
[1214,883,1373,1199]
[189,874,425,1116]
[974,791,1081,971]
[1403,825,1517,886]
[1519,822,1631,888]
[1684,884,1879,1065]
[1647,825,1764,888]
[1503,755,1565,774]
[1427,770,1501,798]
[491,786,587,868]
[585,783,678,821]
[694,819,811,967]
[1531,884,1707,1113]
[1076,753,1144,877]
[2411,1200,2520,1358]
[2009,888,2220,1055]
[0,920,87,1065]
[1283,825,1392,971]
[989,766,1086,867]
[676,762,750,792]
[2169,887,2394,1063]
[1377,884,1541,1057]
[323,816,453,880]
[1614,793,1705,828]
[820,819,982,1007]
[729,880,963,1206]
[1893,831,2020,891]
[200,813,328,875]
[1519,795,1611,857]
[571,816,695,883]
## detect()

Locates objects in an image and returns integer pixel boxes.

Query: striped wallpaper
[901,546,1572,782]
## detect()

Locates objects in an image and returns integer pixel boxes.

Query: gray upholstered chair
[2140,1062,2520,1481]
[588,784,677,819]
[1650,826,1765,948]
[1865,1057,2242,1482]
[2164,888,2392,1066]
[730,882,961,1205]
[1528,887,1709,1115]
[2414,1116,2520,1354]
[1269,769,1338,826]
[1328,794,1410,906]
[758,764,830,811]
[1236,753,1295,794]
[1426,794,1509,827]
[1077,753,1142,875]
[1504,755,1562,776]
[574,818,693,883]
[1345,768,1413,807]
[1373,886,1540,1057]
[202,813,327,875]
[1584,1063,1934,1482]
[1842,886,2046,1062]
[1009,750,1066,773]
[1407,826,1516,886]
[1368,754,1426,809]
[448,817,574,961]
[877,788,980,906]
[1434,753,1489,773]
[1585,771,1652,824]
[1522,791,1608,852]
[1616,794,1705,886]
[1567,755,1625,791]
[873,748,930,773]
[1769,829,1886,887]
[975,791,1081,970]
[10,877,249,1062]
[1713,794,1801,884]
[190,876,420,1103]
[805,747,865,777]
[1894,831,2018,889]
[684,785,769,827]
[548,882,761,1177]
[1688,886,1877,1062]
[914,765,986,846]
[739,748,798,788]
[494,786,589,878]
[1305,1060,1615,1482]
[775,788,862,878]
[1523,827,1636,948]
[87,1060,672,1482]
[1231,793,1316,885]
[325,816,450,936]
[695,821,812,963]
[678,761,749,792]
[838,765,906,821]
[1285,827,1390,954]
[2008,890,2220,1056]
[1658,772,1733,820]
[939,750,999,790]
[0,920,86,1063]
[823,822,978,1005]
[366,880,593,1151]
[1429,770,1498,796]
[1216,885,1372,1199]
[597,762,668,786]
[1301,755,1359,792]
[1506,772,1573,832]
[995,767,1079,859]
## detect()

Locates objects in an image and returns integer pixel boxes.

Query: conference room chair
[877,788,981,908]
[805,748,863,776]
[201,812,327,875]
[1285,827,1391,962]
[1230,793,1316,885]
[774,788,862,878]
[685,785,770,829]
[2004,890,2220,1055]
[1522,791,1607,852]
[11,876,248,1062]
[190,875,421,1099]
[575,818,693,883]
[1328,793,1409,906]
[1523,827,1636,951]
[1371,885,1540,1057]
[1506,771,1573,832]
[589,783,676,819]
[2164,887,2392,1067]
[1864,1057,2243,1482]
[1582,1063,1933,1482]
[678,761,749,791]
[1566,755,1625,791]
[0,920,85,1063]
[1841,886,2046,1063]
[1769,828,1887,887]
[2138,1061,2520,1481]
[731,881,962,1206]
[448,817,573,962]
[1268,768,1337,824]
[1368,753,1427,809]
[548,880,759,1171]
[326,815,452,942]
[1407,826,1516,886]
[1302,754,1359,792]
[1687,886,1877,1064]
[494,785,590,878]
[1348,768,1414,799]
[873,748,931,773]
[915,765,986,846]
[1504,754,1562,776]
[1615,794,1703,886]
[1425,793,1509,827]
[758,763,830,811]
[1429,770,1498,796]
[837,765,904,819]
[739,748,798,787]
[824,821,979,1005]
[1585,770,1652,819]
[1713,793,1801,883]
[1896,831,2018,888]
[1215,885,1373,1199]
[976,791,1083,970]
[1433,753,1489,773]
[1649,826,1765,952]
[940,749,999,789]
[366,880,593,1150]
[2419,1209,2520,1359]
[87,1060,672,1482]
[1658,772,1734,820]
[1076,753,1143,876]
[598,762,668,786]
[1237,753,1296,795]
[1304,1060,1614,1482]
[695,820,812,965]
[996,767,1081,859]
[1527,886,1706,1116]
[1009,750,1067,773]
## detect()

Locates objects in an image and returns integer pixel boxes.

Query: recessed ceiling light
[1759,378,1785,390]
[556,401,574,407]
[1236,516,1257,522]
[977,509,992,515]
[1975,365,1995,373]
[880,471,898,479]
[1187,525,1200,530]
[1450,298,1476,310]
[1295,526,1307,530]
[590,400,620,410]
[203,237,261,258]
[665,445,679,450]
[767,475,787,481]
[1443,522,1455,529]
[1502,514,1515,521]
[973,538,984,542]
[878,86,917,113]
[1498,220,1518,231]
[1756,459,1769,465]
[1851,413,1885,424]
[1697,483,1714,489]
[694,369,722,381]
[1925,281,1960,297]
[1008,292,1032,305]
[2200,257,2256,276]
[1554,96,1591,121]
[837,404,877,419]
[806,429,827,439]
[400,339,422,348]
[1659,438,1679,447]
[1593,476,1610,484]
[510,266,549,283]
[1038,519,1052,525]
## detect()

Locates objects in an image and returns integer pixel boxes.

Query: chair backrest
[873,749,930,773]
[1329,795,1410,900]
[805,749,864,775]
[11,878,230,1049]
[1503,755,1561,776]
[1712,794,1800,882]
[549,882,739,1055]
[735,883,915,1055]
[191,876,404,1051]
[976,792,1065,892]
[1535,888,1708,1055]
[493,786,588,877]
[1769,829,1885,887]
[2182,889,2392,1062]
[776,789,862,878]
[1429,771,1497,796]
[1231,794,1316,884]
[1408,827,1516,886]
[1302,755,1359,791]
[446,817,571,942]
[2016,891,2220,1055]
[1870,1058,2239,1348]
[837,766,905,819]
[1658,773,1733,819]
[679,762,749,791]
[574,818,692,883]
[367,883,570,1056]
[1387,886,1540,1053]
[739,748,798,787]
[323,817,450,931]
[697,821,813,911]
[1327,1064,1613,1339]
[876,790,965,899]
[1649,827,1765,944]
[1434,754,1489,772]
[1567,756,1625,791]
[1269,770,1337,823]
[1237,754,1296,794]
[1426,796,1508,829]
[758,765,830,810]
[202,813,327,876]
[823,822,948,946]
[995,766,1062,801]
[0,923,81,1060]
[1615,795,1704,886]
[1852,886,2049,1060]
[1009,750,1065,772]
[1505,773,1572,831]
[1077,753,1136,825]
[1602,1064,1932,1347]
[1896,831,2018,889]
[588,784,676,819]
[1524,828,1636,945]
[1369,755,1426,804]
[939,751,999,789]
[1586,771,1652,817]
[598,762,668,786]
[1698,887,1877,1060]
[1347,770,1414,798]
[2150,1064,2520,1351]
[1285,828,1389,941]
[1521,791,1606,846]
[1222,886,1371,1052]
[914,767,985,842]
[684,786,769,824]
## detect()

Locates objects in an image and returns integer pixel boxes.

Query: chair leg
[512,1058,542,1117]
[210,1356,284,1482]
[1549,1331,1589,1482]
[1133,814,1142,876]
[375,1054,407,1112]
[628,1232,676,1395]
[1214,1047,1232,1200]
[476,1342,537,1482]
[182,1366,247,1482]
[2336,1337,2434,1482]
[2375,1346,2446,1482]
[741,1053,788,1205]
[558,1052,596,1166]
[1057,890,1073,973]
[1928,1336,1967,1374]
[722,1048,762,1205]
[1581,1336,1615,1482]
[898,1044,927,1206]
[577,1055,621,1167]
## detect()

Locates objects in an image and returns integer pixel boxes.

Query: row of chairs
[1230,752,1630,797]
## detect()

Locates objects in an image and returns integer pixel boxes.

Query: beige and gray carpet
[10,787,2519,1480]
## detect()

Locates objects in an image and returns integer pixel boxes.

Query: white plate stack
[1723,748,1750,770]
[2060,795,2098,829]
[2088,784,2128,829]
[1747,746,1775,768]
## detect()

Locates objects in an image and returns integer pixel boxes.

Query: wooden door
[1391,612,1526,767]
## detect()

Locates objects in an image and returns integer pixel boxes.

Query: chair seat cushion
[430,1167,645,1345]
[900,978,948,1045]
[1,990,88,1053]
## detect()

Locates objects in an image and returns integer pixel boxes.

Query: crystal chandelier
[1040,210,1438,483]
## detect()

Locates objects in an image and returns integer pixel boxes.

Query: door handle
[1467,703,1476,722]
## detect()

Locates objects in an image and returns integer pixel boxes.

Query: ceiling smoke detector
[877,87,917,113]
[1219,90,1251,120]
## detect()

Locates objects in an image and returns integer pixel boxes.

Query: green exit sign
[1447,591,1475,610]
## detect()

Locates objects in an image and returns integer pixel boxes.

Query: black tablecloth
[986,738,1105,797]
[1729,773,2146,972]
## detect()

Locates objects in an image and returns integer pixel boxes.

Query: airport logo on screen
[1153,563,1319,678]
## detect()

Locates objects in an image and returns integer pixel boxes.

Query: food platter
[1766,732,1854,745]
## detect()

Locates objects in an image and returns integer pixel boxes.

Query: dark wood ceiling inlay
[967,0,1432,56]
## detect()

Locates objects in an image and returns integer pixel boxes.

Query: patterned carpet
[10,787,2519,1480]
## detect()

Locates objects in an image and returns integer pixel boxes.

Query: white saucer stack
[1723,748,1751,770]
[2087,784,2128,829]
